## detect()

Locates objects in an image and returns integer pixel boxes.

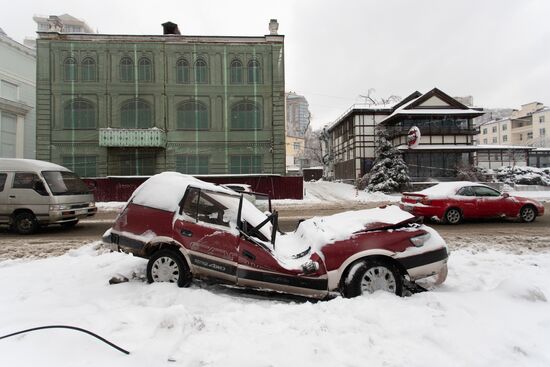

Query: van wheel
[13,212,39,235]
[61,220,79,229]
[147,249,191,287]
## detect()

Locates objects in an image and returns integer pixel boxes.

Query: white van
[0,159,97,234]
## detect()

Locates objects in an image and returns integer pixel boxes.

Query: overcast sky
[2,0,550,129]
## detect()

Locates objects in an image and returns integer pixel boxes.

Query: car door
[173,187,240,284]
[0,173,9,224]
[454,186,478,218]
[8,172,51,220]
[236,229,328,298]
[472,186,503,217]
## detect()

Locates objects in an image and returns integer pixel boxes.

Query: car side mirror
[502,192,510,198]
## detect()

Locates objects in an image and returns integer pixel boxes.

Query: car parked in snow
[0,158,97,234]
[103,172,449,299]
[400,181,545,224]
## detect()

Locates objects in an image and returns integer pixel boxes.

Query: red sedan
[400,181,545,224]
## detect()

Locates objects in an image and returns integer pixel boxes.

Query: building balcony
[386,126,477,138]
[99,128,166,148]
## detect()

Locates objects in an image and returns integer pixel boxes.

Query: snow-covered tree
[359,127,411,193]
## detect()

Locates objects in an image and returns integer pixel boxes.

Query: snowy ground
[1,241,550,367]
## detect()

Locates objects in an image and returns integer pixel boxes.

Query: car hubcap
[151,257,180,283]
[522,208,535,222]
[360,266,396,294]
[19,219,32,231]
[447,210,460,223]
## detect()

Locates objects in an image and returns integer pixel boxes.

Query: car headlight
[49,204,71,211]
[410,233,430,247]
[89,202,96,207]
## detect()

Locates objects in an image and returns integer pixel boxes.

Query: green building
[36,20,285,177]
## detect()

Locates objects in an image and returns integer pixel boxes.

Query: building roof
[397,144,535,151]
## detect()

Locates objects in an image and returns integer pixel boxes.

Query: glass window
[64,99,96,129]
[247,60,262,83]
[121,99,152,128]
[527,132,533,139]
[64,57,77,81]
[182,187,200,219]
[194,59,208,84]
[13,172,40,189]
[502,124,507,131]
[81,58,96,81]
[62,156,97,177]
[519,134,523,141]
[120,57,134,82]
[492,137,497,143]
[293,142,301,150]
[541,128,546,136]
[138,57,152,82]
[230,155,262,174]
[492,126,497,133]
[195,191,231,227]
[1,112,17,157]
[473,186,500,197]
[176,155,209,174]
[118,151,155,175]
[0,173,7,191]
[230,59,243,84]
[1,80,18,101]
[457,186,475,196]
[42,171,90,195]
[177,101,208,130]
[483,138,488,144]
[503,135,508,142]
[482,128,487,135]
[231,101,262,130]
[540,116,545,123]
[176,58,189,83]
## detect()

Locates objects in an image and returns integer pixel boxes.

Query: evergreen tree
[360,127,411,193]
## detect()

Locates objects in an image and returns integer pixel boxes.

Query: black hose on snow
[0,325,130,355]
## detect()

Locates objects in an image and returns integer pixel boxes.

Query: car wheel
[61,220,79,229]
[344,259,403,298]
[147,249,191,287]
[520,205,537,223]
[13,212,39,235]
[445,208,462,225]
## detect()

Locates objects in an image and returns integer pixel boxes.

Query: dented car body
[103,173,449,298]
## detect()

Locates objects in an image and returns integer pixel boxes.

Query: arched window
[120,99,152,128]
[63,57,77,81]
[81,57,96,82]
[120,57,134,82]
[247,60,262,84]
[138,57,152,82]
[64,99,96,129]
[177,101,208,130]
[194,59,208,84]
[230,59,243,84]
[176,58,190,84]
[231,101,262,130]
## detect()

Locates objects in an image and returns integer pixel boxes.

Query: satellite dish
[407,126,421,148]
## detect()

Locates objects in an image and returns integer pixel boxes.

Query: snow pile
[492,166,550,186]
[1,244,550,366]
[96,202,126,212]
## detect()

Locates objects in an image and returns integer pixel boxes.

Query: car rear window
[0,173,6,191]
[13,172,40,189]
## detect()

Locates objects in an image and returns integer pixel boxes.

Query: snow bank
[1,244,550,366]
[492,166,550,186]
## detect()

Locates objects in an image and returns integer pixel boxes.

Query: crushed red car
[400,181,545,224]
[103,172,449,299]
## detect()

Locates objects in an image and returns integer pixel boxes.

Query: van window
[13,172,40,189]
[0,173,6,191]
[42,171,90,196]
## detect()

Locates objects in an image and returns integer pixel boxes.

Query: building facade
[477,102,548,147]
[0,29,36,158]
[326,88,485,181]
[36,20,286,177]
[285,91,310,171]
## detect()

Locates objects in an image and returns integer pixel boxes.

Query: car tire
[444,208,462,225]
[13,212,39,235]
[61,220,79,229]
[147,248,191,287]
[519,205,537,223]
[343,259,403,298]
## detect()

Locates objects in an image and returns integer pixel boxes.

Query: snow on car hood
[273,205,414,265]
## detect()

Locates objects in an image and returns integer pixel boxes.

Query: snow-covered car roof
[416,181,492,197]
